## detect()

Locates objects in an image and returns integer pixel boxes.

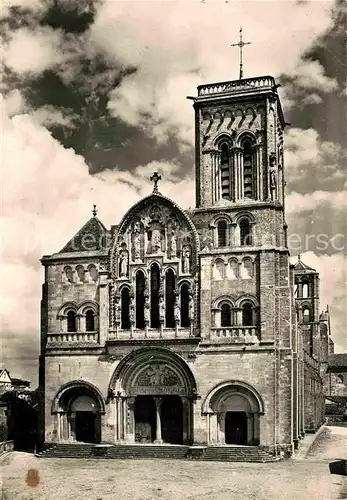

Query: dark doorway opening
[135,396,156,443]
[225,411,247,445]
[161,395,183,444]
[75,411,96,443]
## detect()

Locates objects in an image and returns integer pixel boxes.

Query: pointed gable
[293,260,317,274]
[0,369,12,384]
[59,216,109,253]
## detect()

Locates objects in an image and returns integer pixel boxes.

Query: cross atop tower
[150,171,162,193]
[92,204,97,217]
[230,27,252,80]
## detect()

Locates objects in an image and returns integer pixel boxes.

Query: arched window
[242,302,254,326]
[121,287,130,329]
[76,265,85,283]
[303,307,311,323]
[220,143,230,199]
[302,283,309,298]
[239,218,252,246]
[217,220,227,247]
[64,266,73,283]
[241,257,253,279]
[136,271,145,329]
[242,139,254,199]
[221,303,233,327]
[88,265,98,282]
[85,309,95,331]
[165,269,175,328]
[181,283,190,328]
[150,263,160,328]
[213,259,225,281]
[227,259,238,280]
[67,311,77,332]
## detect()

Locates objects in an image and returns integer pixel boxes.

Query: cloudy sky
[1,0,346,385]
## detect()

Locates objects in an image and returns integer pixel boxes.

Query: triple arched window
[212,256,254,281]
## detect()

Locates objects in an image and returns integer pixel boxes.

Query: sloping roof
[325,395,347,405]
[327,353,347,372]
[59,216,109,253]
[11,378,31,387]
[293,259,317,273]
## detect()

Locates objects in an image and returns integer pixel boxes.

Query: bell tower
[192,75,286,210]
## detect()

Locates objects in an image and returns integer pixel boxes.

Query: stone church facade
[39,74,329,457]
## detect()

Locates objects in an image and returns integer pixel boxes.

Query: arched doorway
[202,381,264,446]
[71,395,98,443]
[52,381,105,443]
[109,347,196,445]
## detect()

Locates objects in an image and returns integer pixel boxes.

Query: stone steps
[201,446,278,463]
[37,443,279,462]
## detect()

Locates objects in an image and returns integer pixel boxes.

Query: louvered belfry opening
[220,143,231,199]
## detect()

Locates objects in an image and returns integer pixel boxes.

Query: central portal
[110,347,197,445]
[134,395,183,444]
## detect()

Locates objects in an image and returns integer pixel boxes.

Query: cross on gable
[150,171,162,193]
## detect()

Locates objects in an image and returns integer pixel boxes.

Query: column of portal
[127,398,135,443]
[181,397,189,444]
[113,396,118,442]
[57,412,61,441]
[122,396,127,442]
[153,397,163,444]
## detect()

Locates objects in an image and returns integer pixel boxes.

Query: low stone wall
[0,440,14,454]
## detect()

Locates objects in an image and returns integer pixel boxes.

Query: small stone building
[39,73,330,456]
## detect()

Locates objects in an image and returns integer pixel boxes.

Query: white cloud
[284,127,345,187]
[3,26,64,75]
[4,89,27,116]
[90,0,335,146]
[286,60,338,93]
[287,190,347,213]
[286,190,347,257]
[30,105,77,129]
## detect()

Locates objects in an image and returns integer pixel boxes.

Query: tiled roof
[327,353,347,372]
[59,217,109,253]
[293,260,317,273]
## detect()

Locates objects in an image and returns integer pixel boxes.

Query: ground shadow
[329,459,347,476]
